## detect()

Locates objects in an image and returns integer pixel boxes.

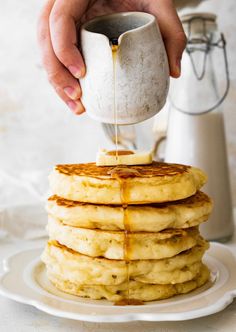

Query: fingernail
[68,65,81,78]
[64,86,78,100]
[67,100,78,111]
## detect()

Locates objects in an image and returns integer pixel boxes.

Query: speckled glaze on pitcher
[80,12,169,124]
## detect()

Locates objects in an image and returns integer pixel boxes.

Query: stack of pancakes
[42,161,212,304]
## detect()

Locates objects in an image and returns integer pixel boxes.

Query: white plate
[0,242,235,322]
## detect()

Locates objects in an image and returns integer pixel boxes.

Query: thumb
[146,0,187,78]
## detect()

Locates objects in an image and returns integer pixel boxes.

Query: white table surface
[0,228,236,332]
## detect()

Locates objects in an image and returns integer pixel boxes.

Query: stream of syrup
[111,38,119,162]
[109,37,143,306]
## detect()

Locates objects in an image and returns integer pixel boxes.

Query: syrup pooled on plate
[114,299,144,306]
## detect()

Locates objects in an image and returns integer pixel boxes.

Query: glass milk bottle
[165,13,234,242]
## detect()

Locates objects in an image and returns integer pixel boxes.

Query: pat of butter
[96,149,153,166]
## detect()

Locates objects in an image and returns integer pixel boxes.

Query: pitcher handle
[152,135,167,162]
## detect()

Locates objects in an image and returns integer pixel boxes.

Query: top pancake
[49,161,207,204]
[55,162,189,178]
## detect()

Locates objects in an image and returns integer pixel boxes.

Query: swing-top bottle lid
[181,12,217,35]
[170,12,229,116]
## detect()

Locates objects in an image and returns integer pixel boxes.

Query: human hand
[37,0,186,115]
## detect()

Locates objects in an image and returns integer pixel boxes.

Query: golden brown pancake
[46,264,210,301]
[49,161,207,204]
[47,216,201,260]
[47,191,212,232]
[42,238,209,285]
[55,161,190,178]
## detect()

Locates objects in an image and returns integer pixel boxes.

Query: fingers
[49,0,88,78]
[146,0,187,77]
[37,0,86,114]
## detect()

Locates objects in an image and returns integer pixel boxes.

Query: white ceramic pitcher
[80,12,169,124]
